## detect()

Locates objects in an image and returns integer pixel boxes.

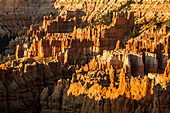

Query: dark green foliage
[138,0,143,4]
[153,12,158,25]
[17,60,20,64]
[3,56,6,63]
[60,6,64,10]
[17,29,27,36]
[91,0,133,27]
[74,60,76,65]
[56,8,59,13]
[41,36,44,39]
[167,18,170,26]
[144,17,147,25]
[81,60,84,65]
[9,58,12,63]
[0,34,16,54]
[100,11,114,25]
[132,27,136,38]
[9,56,15,62]
[0,54,2,64]
[50,12,54,16]
[153,18,157,25]
[118,0,133,11]
[0,29,27,55]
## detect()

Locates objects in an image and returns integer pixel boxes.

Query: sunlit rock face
[0,0,170,113]
[39,59,170,113]
[15,11,135,65]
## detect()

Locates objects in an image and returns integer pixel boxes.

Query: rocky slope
[40,59,170,113]
[0,58,76,113]
[0,0,170,113]
[0,0,56,35]
[0,54,169,113]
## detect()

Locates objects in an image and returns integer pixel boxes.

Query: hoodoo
[0,0,170,113]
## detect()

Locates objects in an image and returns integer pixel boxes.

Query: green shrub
[74,60,76,65]
[9,56,16,62]
[17,29,27,36]
[81,60,84,65]
[138,0,143,4]
[118,0,132,11]
[0,54,2,64]
[3,56,6,63]
[153,12,158,25]
[167,18,170,26]
[132,27,136,38]
[91,0,133,26]
[144,17,147,25]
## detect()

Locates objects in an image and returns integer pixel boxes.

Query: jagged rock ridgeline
[1,0,169,35]
[0,0,170,113]
[0,51,169,113]
[40,59,170,113]
[0,58,78,113]
[15,11,134,64]
[13,0,170,64]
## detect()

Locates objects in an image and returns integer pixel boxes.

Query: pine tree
[168,18,170,26]
[153,12,158,25]
[144,17,147,25]
[132,27,136,38]
[3,56,6,63]
[0,54,2,63]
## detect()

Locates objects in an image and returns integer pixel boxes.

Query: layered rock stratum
[0,0,170,113]
[0,0,56,35]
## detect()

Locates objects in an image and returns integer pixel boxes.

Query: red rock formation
[42,11,81,34]
[1,1,170,113]
[39,59,170,113]
[15,11,135,65]
[0,58,78,113]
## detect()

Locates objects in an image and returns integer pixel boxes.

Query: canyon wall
[0,1,169,113]
[0,58,76,113]
[0,0,56,35]
[40,59,170,113]
[0,53,169,113]
[15,11,134,64]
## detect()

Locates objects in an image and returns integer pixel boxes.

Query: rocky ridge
[0,57,75,113]
[0,0,56,35]
[40,59,170,113]
[0,0,170,113]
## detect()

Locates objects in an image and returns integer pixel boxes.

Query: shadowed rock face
[0,0,170,113]
[0,0,55,15]
[0,55,169,113]
[0,0,56,35]
[0,58,77,113]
